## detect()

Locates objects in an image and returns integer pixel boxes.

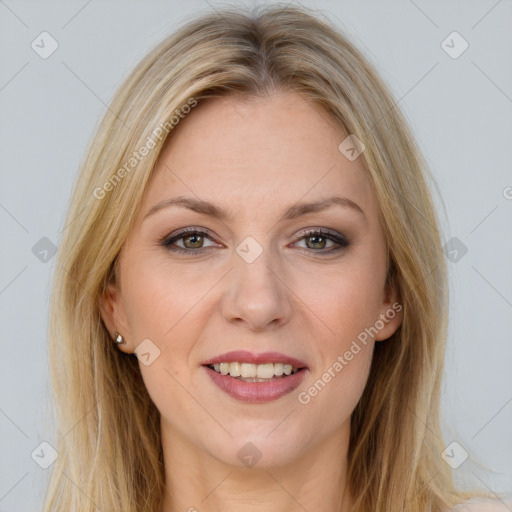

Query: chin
[205,430,308,470]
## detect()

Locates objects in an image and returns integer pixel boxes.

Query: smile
[202,350,308,403]
[208,362,300,381]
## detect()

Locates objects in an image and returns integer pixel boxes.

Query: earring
[114,332,126,345]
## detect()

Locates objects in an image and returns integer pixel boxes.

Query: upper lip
[202,350,308,369]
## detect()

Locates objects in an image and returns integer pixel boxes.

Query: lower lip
[203,366,308,403]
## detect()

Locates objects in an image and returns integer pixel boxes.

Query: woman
[43,4,509,511]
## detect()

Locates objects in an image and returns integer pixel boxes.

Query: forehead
[140,91,376,221]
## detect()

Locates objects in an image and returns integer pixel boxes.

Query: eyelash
[159,227,350,256]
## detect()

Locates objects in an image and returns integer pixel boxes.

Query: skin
[100,90,403,512]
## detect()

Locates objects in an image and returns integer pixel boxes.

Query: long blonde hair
[43,4,488,511]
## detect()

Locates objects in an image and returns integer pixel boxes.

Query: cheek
[290,256,382,415]
[298,350,373,438]
[296,322,374,434]
[119,259,212,434]
[121,257,217,342]
[119,257,222,409]
[294,258,385,346]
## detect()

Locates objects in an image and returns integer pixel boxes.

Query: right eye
[160,227,220,254]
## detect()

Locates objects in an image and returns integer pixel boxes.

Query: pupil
[308,236,325,249]
[185,235,202,248]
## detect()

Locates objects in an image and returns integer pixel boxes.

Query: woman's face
[101,90,402,469]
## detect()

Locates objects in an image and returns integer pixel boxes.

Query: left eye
[295,232,336,250]
[293,229,350,253]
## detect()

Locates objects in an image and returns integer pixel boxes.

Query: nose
[221,243,293,332]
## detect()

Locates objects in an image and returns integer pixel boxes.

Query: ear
[98,281,132,353]
[374,274,403,342]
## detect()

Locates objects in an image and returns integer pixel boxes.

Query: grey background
[1,1,511,510]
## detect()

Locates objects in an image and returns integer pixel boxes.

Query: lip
[202,350,308,369]
[201,350,309,403]
[204,365,308,403]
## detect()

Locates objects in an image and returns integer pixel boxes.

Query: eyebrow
[144,195,366,223]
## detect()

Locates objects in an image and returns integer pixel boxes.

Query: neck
[159,418,353,512]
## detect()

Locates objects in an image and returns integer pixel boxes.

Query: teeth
[241,363,257,378]
[256,363,274,379]
[209,362,300,379]
[230,362,241,377]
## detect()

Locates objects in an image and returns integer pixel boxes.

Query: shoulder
[450,497,512,511]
